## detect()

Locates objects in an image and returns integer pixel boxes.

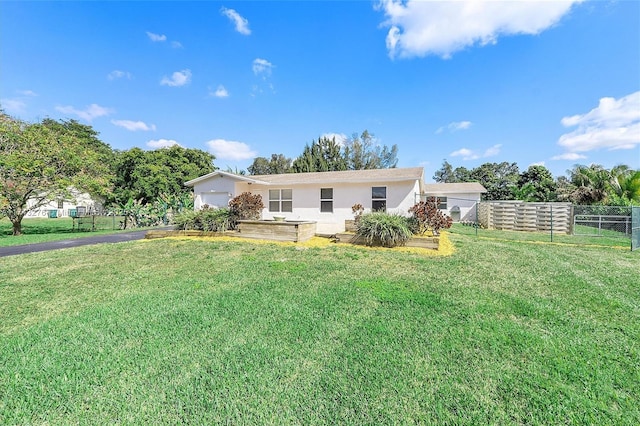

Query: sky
[1,0,639,182]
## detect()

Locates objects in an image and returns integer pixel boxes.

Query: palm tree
[568,164,611,204]
[610,169,640,205]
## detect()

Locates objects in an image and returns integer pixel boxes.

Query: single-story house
[24,189,103,219]
[185,167,486,234]
[422,182,487,222]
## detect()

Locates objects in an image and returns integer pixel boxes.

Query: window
[320,188,333,213]
[372,186,386,212]
[57,199,64,209]
[436,196,447,210]
[269,189,292,212]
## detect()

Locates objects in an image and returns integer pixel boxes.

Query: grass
[450,223,632,249]
[0,217,132,247]
[0,232,638,424]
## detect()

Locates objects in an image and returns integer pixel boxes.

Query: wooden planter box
[145,230,234,239]
[237,220,317,242]
[344,220,358,232]
[334,232,439,250]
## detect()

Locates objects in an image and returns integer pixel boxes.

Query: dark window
[269,189,292,213]
[372,187,387,212]
[320,188,333,213]
[57,199,64,209]
[437,196,447,210]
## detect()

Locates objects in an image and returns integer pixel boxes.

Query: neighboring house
[186,167,487,233]
[422,182,487,222]
[24,189,103,219]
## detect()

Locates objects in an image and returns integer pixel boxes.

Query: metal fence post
[550,203,553,243]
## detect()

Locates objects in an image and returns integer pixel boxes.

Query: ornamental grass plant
[355,211,413,247]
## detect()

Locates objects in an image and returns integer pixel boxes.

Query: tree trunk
[12,219,22,236]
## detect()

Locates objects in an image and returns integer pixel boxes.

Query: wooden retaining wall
[237,220,316,242]
[478,201,572,234]
[334,233,439,250]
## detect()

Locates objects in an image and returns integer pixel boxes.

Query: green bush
[356,212,412,248]
[172,207,232,232]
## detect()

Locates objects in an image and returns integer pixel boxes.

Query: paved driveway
[0,230,153,258]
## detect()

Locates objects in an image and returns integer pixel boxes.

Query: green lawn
[0,233,638,424]
[0,217,129,247]
[450,223,632,249]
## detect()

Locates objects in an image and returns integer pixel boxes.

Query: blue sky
[1,0,638,182]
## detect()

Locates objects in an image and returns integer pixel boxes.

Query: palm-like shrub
[356,212,412,248]
[172,206,232,232]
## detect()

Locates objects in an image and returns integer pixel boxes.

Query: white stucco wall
[24,190,102,218]
[423,192,481,222]
[192,175,236,209]
[235,180,421,234]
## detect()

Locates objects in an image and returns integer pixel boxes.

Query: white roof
[423,182,487,194]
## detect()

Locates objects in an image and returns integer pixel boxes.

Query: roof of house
[422,182,487,194]
[186,167,425,187]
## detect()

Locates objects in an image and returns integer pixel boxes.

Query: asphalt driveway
[0,229,154,258]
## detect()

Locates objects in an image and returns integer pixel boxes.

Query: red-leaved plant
[408,198,453,236]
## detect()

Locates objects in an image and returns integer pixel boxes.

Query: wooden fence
[478,201,572,234]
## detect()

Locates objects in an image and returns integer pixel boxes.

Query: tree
[342,130,398,170]
[109,145,215,206]
[609,167,640,205]
[514,165,557,202]
[470,162,520,200]
[248,153,292,175]
[0,114,113,235]
[565,164,611,205]
[433,160,455,183]
[292,137,347,173]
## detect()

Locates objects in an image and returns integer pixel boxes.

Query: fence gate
[633,206,640,251]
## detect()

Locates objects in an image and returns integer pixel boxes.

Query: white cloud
[211,85,229,98]
[252,58,273,76]
[377,0,582,59]
[221,7,251,35]
[551,152,587,161]
[436,120,472,134]
[207,139,257,160]
[111,120,156,131]
[107,70,132,80]
[147,139,181,149]
[450,144,501,161]
[146,31,167,42]
[160,69,192,87]
[55,103,113,121]
[171,41,183,49]
[1,98,27,114]
[17,90,37,97]
[450,148,479,161]
[529,161,546,167]
[483,144,501,157]
[321,133,348,146]
[557,91,640,155]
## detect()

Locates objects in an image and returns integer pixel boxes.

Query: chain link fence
[632,206,639,251]
[463,201,634,249]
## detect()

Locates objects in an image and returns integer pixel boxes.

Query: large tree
[0,115,113,235]
[248,153,292,175]
[514,165,557,202]
[470,162,520,200]
[343,130,398,170]
[292,137,347,173]
[109,145,216,206]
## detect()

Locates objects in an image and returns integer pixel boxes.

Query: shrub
[356,212,412,248]
[229,192,264,225]
[352,203,364,223]
[172,209,198,230]
[172,206,231,232]
[408,199,453,236]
